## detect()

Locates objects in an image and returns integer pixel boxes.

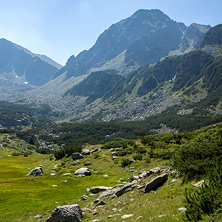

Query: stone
[103,174,109,178]
[81,195,89,200]
[72,153,84,161]
[115,201,123,206]
[50,173,56,176]
[95,200,106,208]
[177,207,187,213]
[82,149,91,155]
[63,173,72,176]
[26,166,43,177]
[75,167,91,176]
[90,148,98,153]
[144,173,168,193]
[90,220,99,222]
[89,186,112,194]
[139,172,148,179]
[148,165,162,174]
[158,214,166,218]
[121,214,134,219]
[171,179,178,183]
[34,214,42,219]
[108,214,120,218]
[45,204,83,222]
[115,181,137,197]
[81,208,91,213]
[193,180,205,187]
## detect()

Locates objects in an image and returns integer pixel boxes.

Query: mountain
[23,9,214,121]
[56,9,210,79]
[0,38,61,87]
[34,24,220,123]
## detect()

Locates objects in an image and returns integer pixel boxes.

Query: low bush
[121,158,131,168]
[184,161,222,221]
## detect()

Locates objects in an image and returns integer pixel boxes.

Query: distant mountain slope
[0,38,61,86]
[56,9,210,79]
[64,28,222,122]
[23,13,221,125]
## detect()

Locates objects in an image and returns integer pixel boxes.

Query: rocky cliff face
[56,9,210,79]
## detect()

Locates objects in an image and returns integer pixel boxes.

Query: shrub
[173,128,222,178]
[184,161,222,221]
[121,158,131,168]
[133,154,143,161]
[54,144,82,160]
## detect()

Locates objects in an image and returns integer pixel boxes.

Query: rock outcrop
[75,168,91,176]
[82,149,91,155]
[72,153,84,161]
[26,166,43,177]
[144,173,168,193]
[45,204,83,222]
[88,186,112,194]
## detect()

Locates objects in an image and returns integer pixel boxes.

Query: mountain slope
[56,9,210,79]
[0,38,61,86]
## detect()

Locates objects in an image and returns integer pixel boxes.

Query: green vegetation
[0,121,222,221]
[184,162,222,221]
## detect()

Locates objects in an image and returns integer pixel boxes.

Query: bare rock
[45,204,83,222]
[81,195,89,200]
[121,214,134,219]
[193,180,205,187]
[144,173,168,193]
[115,181,137,197]
[177,207,187,213]
[89,186,112,194]
[82,149,91,155]
[75,167,91,176]
[72,153,84,161]
[26,166,43,177]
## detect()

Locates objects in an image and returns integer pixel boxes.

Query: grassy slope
[1,122,220,221]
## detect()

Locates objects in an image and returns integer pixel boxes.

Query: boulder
[26,166,43,177]
[45,204,83,222]
[75,168,91,176]
[72,153,84,160]
[115,181,137,197]
[89,186,112,194]
[90,148,98,153]
[144,173,168,193]
[82,149,91,155]
[121,214,134,219]
[177,207,187,213]
[193,180,205,187]
[81,195,89,200]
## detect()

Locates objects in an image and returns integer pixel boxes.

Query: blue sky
[0,0,221,65]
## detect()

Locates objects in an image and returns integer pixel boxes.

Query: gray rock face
[89,186,112,194]
[75,167,91,176]
[82,149,91,155]
[26,166,43,177]
[144,173,168,193]
[72,153,84,161]
[115,181,137,197]
[45,204,83,222]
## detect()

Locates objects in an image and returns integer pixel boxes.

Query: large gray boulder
[26,166,43,177]
[82,149,91,155]
[45,204,83,222]
[72,153,84,161]
[144,173,168,193]
[75,167,91,176]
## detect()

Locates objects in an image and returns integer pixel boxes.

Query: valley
[0,7,221,222]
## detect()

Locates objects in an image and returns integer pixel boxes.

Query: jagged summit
[56,9,210,80]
